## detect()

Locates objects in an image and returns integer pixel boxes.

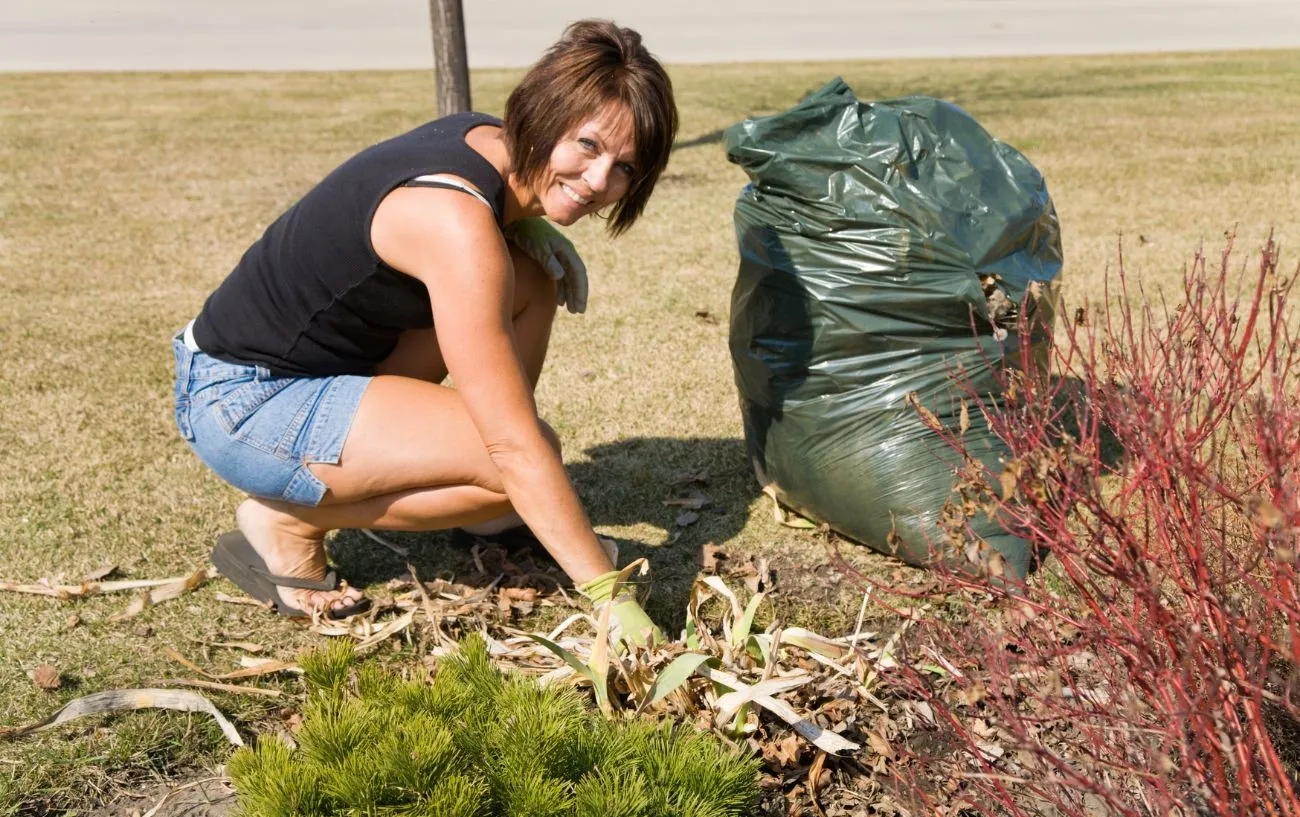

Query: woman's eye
[617,162,636,176]
[578,138,597,151]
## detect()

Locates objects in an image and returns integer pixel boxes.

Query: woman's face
[536,102,638,226]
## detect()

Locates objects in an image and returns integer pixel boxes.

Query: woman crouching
[172,20,677,645]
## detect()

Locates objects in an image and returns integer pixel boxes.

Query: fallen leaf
[808,751,830,817]
[675,511,699,527]
[30,665,61,691]
[701,543,727,574]
[693,309,718,324]
[866,730,894,760]
[975,740,1005,761]
[110,567,212,622]
[4,688,243,746]
[769,733,802,767]
[500,587,539,603]
[909,700,936,726]
[664,489,712,510]
[958,682,987,708]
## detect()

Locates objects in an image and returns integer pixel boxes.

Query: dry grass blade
[359,528,410,557]
[164,647,300,681]
[110,566,214,621]
[353,609,415,653]
[697,664,860,754]
[701,576,745,644]
[406,563,452,647]
[808,750,830,817]
[163,647,210,677]
[709,672,817,723]
[0,569,210,600]
[183,635,264,653]
[0,689,243,746]
[213,592,273,609]
[153,678,283,699]
[780,627,853,660]
[221,659,300,680]
[762,485,818,529]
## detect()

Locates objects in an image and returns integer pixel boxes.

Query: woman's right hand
[578,569,663,648]
[504,217,589,314]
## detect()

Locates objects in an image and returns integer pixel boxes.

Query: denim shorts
[171,332,371,506]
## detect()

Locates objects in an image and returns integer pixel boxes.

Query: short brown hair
[504,19,677,236]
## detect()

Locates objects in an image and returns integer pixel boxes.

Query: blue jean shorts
[171,331,371,506]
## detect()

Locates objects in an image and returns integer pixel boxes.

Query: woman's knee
[507,242,558,314]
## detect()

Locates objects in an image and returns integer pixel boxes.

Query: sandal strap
[250,566,339,592]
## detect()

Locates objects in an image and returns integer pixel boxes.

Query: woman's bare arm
[370,184,615,584]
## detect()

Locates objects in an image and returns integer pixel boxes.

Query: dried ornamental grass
[298,540,936,814]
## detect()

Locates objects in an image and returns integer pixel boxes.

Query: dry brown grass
[1,49,1298,809]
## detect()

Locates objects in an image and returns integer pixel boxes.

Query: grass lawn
[2,48,1299,811]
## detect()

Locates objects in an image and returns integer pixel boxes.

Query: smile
[560,183,591,206]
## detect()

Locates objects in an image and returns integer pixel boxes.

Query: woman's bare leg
[237,244,560,614]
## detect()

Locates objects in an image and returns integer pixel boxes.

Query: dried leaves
[0,565,215,620]
[2,689,244,746]
[28,664,61,691]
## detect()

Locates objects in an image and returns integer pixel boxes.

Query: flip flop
[210,530,371,620]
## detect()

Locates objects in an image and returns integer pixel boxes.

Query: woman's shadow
[329,435,757,634]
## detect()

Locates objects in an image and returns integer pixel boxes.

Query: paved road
[2,0,1298,72]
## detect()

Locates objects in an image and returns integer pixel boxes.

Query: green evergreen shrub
[227,637,760,817]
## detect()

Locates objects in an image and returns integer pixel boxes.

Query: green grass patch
[2,48,1299,812]
[230,637,758,817]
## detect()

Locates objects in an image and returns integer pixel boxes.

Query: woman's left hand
[505,218,588,314]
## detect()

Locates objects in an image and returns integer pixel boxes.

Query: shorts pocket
[215,377,293,452]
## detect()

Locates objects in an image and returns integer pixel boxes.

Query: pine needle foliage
[228,636,759,817]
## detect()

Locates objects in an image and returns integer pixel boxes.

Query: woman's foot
[235,498,368,617]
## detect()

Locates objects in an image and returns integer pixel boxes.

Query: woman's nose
[583,159,612,194]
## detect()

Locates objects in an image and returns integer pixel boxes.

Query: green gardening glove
[504,218,588,314]
[578,570,662,648]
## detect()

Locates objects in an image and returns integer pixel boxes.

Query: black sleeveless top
[192,112,506,377]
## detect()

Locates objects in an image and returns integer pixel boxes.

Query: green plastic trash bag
[726,78,1062,580]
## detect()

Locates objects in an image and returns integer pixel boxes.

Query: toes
[288,587,366,616]
[329,591,365,611]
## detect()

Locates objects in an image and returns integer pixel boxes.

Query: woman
[172,19,677,645]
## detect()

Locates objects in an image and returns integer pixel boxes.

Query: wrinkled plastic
[726,78,1062,579]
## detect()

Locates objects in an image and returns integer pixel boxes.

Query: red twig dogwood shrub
[879,237,1300,815]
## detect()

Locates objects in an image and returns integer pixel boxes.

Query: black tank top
[192,112,506,377]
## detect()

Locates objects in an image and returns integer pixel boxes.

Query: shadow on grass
[326,435,758,635]
[672,129,725,152]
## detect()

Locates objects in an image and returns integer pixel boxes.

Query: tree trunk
[429,0,471,115]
